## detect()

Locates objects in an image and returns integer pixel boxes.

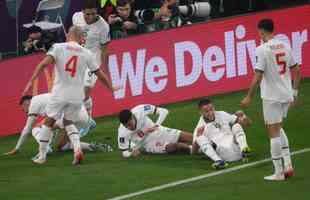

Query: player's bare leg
[56,130,70,151]
[63,119,84,165]
[195,135,227,169]
[264,123,285,181]
[178,132,193,143]
[231,123,251,161]
[165,143,191,154]
[33,117,55,164]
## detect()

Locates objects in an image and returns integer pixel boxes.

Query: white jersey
[118,104,157,150]
[47,42,99,103]
[72,12,110,66]
[193,111,237,144]
[255,39,297,102]
[28,93,50,116]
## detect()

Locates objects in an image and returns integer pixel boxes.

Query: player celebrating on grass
[4,93,102,156]
[22,26,117,165]
[4,92,112,157]
[192,99,252,169]
[117,104,193,158]
[241,19,301,181]
[72,0,111,116]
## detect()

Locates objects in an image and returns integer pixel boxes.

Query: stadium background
[0,4,309,136]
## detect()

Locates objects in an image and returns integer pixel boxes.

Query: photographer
[108,0,139,39]
[164,0,211,25]
[23,25,56,54]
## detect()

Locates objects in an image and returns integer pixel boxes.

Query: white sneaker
[264,174,285,181]
[32,157,46,164]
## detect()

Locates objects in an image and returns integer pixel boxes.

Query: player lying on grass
[117,104,193,158]
[192,99,252,169]
[4,93,110,156]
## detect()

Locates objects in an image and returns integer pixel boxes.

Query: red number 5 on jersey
[275,52,287,75]
[65,56,78,77]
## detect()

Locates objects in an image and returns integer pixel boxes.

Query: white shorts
[263,100,289,125]
[84,68,97,88]
[215,135,242,162]
[55,106,90,129]
[144,126,181,154]
[46,97,83,121]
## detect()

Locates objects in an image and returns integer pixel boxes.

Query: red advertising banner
[1,5,310,136]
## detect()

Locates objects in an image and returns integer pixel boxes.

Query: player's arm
[154,107,169,125]
[4,114,37,155]
[99,21,110,72]
[93,69,115,92]
[241,69,263,107]
[136,104,169,125]
[191,118,205,154]
[241,47,265,107]
[234,110,252,127]
[290,64,301,100]
[100,44,109,72]
[22,55,55,95]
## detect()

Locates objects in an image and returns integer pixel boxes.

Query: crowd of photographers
[102,0,309,39]
[104,0,212,39]
[21,0,309,54]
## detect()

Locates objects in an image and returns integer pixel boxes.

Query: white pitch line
[107,148,310,200]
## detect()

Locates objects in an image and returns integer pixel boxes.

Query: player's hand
[131,149,141,157]
[240,96,252,108]
[290,96,298,107]
[4,148,18,156]
[235,110,252,127]
[22,81,32,96]
[197,126,205,137]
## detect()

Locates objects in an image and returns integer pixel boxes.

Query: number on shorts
[275,52,287,75]
[65,56,78,77]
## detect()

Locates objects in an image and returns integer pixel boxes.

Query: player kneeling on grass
[118,104,193,158]
[192,99,252,169]
[4,93,111,158]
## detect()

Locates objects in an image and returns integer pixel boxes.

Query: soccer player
[22,26,116,165]
[72,0,110,115]
[192,99,252,169]
[117,104,193,158]
[4,94,52,155]
[4,93,104,156]
[241,19,301,181]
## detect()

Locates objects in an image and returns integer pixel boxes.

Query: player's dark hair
[257,19,274,33]
[119,109,133,125]
[198,99,212,108]
[83,0,99,9]
[19,95,33,105]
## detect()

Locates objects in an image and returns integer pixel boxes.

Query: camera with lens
[134,9,156,23]
[168,0,211,21]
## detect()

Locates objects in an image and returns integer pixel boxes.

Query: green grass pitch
[0,79,309,200]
